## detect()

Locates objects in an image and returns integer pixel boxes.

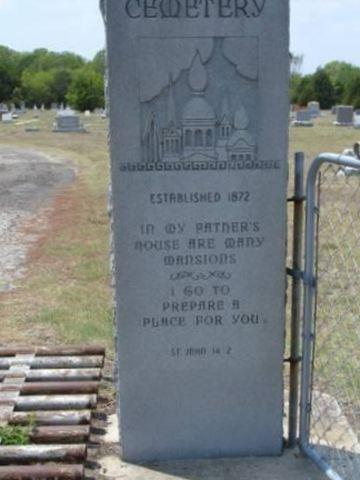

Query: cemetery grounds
[0,112,359,470]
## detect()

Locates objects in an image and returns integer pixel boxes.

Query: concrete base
[99,412,327,479]
[52,128,87,133]
[291,121,314,127]
[333,122,353,127]
[98,449,327,479]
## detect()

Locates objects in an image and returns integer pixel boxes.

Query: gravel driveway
[0,148,74,292]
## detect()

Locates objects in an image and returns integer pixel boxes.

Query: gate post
[288,152,305,447]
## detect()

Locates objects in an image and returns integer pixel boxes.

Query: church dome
[182,96,216,122]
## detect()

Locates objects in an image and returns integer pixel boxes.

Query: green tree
[11,87,23,106]
[67,66,104,111]
[19,49,85,73]
[51,69,73,104]
[323,61,360,104]
[21,70,54,106]
[0,46,21,101]
[295,75,315,106]
[312,68,335,109]
[92,50,106,76]
[344,73,360,109]
[290,73,302,104]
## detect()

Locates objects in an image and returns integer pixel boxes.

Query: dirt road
[0,148,74,292]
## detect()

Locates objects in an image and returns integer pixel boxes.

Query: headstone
[84,110,91,117]
[307,101,320,118]
[296,110,311,122]
[20,101,26,114]
[25,125,40,132]
[354,114,360,129]
[291,109,314,127]
[41,104,45,112]
[103,0,289,462]
[33,104,39,118]
[335,106,354,126]
[289,105,296,122]
[2,113,13,123]
[0,103,9,120]
[53,109,86,133]
[331,106,337,115]
[51,102,58,111]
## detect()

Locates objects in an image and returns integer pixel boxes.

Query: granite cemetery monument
[53,109,86,133]
[335,106,354,126]
[103,0,289,462]
[292,109,314,127]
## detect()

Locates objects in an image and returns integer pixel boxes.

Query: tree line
[0,46,105,111]
[1,46,360,111]
[291,60,360,109]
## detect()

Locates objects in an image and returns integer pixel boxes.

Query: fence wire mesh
[308,163,360,480]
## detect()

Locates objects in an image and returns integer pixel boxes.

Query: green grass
[0,423,33,446]
[0,111,113,352]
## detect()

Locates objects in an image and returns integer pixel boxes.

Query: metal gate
[299,153,360,480]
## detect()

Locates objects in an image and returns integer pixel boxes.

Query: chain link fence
[301,158,360,480]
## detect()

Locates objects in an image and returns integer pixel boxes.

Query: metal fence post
[288,152,305,447]
[299,152,360,480]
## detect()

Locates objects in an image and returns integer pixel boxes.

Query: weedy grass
[0,112,113,352]
[0,415,36,445]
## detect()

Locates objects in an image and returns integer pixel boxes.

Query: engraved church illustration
[142,51,257,164]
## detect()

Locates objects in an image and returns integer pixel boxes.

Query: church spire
[234,102,249,130]
[167,74,177,126]
[221,93,231,121]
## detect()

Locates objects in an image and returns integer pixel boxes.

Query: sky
[0,0,359,74]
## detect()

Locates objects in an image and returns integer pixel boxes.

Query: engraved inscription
[132,191,270,361]
[125,0,267,19]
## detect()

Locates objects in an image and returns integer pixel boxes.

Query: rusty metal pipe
[15,394,97,411]
[0,369,101,382]
[0,464,84,479]
[0,346,105,357]
[0,356,104,369]
[31,425,90,444]
[0,445,87,464]
[10,410,92,426]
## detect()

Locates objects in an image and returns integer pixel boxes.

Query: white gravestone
[354,114,360,129]
[103,0,289,462]
[1,113,13,123]
[0,104,9,120]
[307,101,320,118]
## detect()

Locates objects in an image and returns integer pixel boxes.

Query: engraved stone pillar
[102,0,290,462]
